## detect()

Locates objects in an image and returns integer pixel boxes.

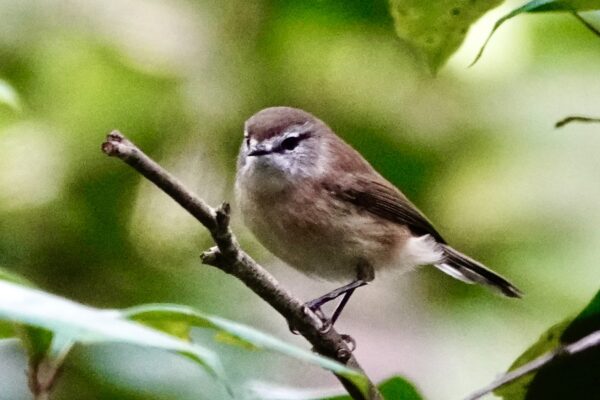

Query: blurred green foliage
[1,0,600,399]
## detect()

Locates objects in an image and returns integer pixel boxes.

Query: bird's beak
[247,144,271,157]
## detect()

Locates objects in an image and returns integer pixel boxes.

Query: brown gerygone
[235,106,521,325]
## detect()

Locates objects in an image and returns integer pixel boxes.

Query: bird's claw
[306,302,332,333]
[288,303,333,334]
[340,334,356,352]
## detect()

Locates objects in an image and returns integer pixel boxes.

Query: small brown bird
[235,107,521,325]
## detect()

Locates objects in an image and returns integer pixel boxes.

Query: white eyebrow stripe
[283,121,313,136]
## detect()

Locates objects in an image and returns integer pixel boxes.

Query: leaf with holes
[388,0,504,73]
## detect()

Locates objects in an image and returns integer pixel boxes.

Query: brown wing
[324,176,446,244]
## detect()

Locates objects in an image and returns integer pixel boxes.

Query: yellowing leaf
[389,0,504,73]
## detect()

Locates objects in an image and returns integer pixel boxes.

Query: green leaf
[0,321,15,338]
[0,78,22,112]
[324,376,423,400]
[471,0,600,66]
[0,269,72,368]
[249,375,423,400]
[378,377,424,400]
[0,281,224,380]
[561,288,600,343]
[17,325,54,366]
[123,304,369,397]
[494,319,571,399]
[388,0,504,73]
[496,289,600,400]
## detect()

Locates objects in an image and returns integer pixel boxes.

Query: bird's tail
[434,245,522,298]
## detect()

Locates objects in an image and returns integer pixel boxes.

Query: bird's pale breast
[236,178,414,281]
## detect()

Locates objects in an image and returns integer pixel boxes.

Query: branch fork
[102,131,382,400]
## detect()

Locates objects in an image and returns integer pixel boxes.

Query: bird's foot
[305,300,333,333]
[340,334,356,352]
[288,302,332,335]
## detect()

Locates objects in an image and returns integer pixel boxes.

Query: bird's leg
[303,279,366,333]
[330,288,356,325]
[305,279,366,313]
[288,283,361,335]
[304,260,375,328]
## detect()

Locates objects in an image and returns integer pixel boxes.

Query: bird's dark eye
[281,136,301,151]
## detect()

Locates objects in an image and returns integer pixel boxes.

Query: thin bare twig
[28,348,71,400]
[465,329,600,400]
[555,115,600,128]
[28,361,57,400]
[101,131,383,400]
[21,328,73,400]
